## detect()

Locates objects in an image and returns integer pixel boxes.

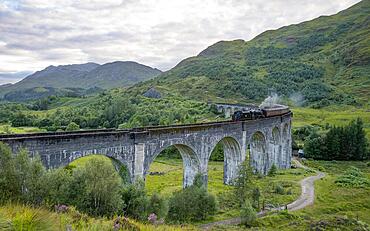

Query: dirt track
[201,160,325,230]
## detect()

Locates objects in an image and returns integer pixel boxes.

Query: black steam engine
[232,104,290,121]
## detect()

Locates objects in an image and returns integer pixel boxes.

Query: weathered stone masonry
[0,113,292,187]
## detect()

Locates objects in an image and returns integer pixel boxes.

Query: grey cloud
[0,0,361,82]
[65,31,135,45]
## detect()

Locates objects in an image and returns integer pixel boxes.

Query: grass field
[1,154,369,230]
[291,106,370,139]
[146,157,314,223]
[68,155,314,224]
[212,160,370,230]
[67,154,113,168]
[0,124,45,134]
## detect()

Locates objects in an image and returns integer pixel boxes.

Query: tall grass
[0,214,12,231]
[0,204,193,231]
[0,205,56,231]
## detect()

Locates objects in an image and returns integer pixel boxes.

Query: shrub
[167,179,216,223]
[240,200,257,227]
[113,216,139,231]
[335,166,370,188]
[317,166,325,172]
[217,191,239,211]
[118,164,131,184]
[121,180,150,220]
[147,213,157,224]
[251,187,261,210]
[148,193,168,219]
[274,184,285,195]
[268,163,277,177]
[66,122,80,131]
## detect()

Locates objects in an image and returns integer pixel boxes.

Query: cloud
[0,0,361,84]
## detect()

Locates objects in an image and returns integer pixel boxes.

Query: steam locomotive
[232,104,290,121]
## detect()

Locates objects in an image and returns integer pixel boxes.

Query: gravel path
[201,160,325,230]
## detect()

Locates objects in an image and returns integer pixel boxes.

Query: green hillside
[0,61,162,99]
[0,1,369,135]
[130,0,369,107]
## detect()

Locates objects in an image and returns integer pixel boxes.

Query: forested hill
[0,61,162,100]
[130,0,369,107]
[0,1,369,133]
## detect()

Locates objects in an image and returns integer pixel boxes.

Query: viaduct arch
[0,112,292,187]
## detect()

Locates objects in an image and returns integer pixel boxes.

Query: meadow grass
[67,154,113,168]
[0,204,195,231]
[214,160,370,230]
[68,155,312,224]
[3,155,368,230]
[146,158,314,223]
[0,124,45,134]
[291,106,370,139]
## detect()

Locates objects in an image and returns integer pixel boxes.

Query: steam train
[232,104,290,121]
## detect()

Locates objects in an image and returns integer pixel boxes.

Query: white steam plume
[289,92,306,106]
[259,93,281,108]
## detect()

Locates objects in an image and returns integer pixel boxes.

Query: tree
[0,145,46,205]
[22,153,46,205]
[193,173,206,188]
[11,149,46,205]
[251,187,261,209]
[102,97,135,128]
[268,163,277,177]
[352,119,368,160]
[304,132,326,159]
[209,143,224,161]
[304,118,369,160]
[70,158,123,216]
[234,160,254,205]
[0,142,19,202]
[121,180,150,220]
[66,122,80,131]
[240,200,257,227]
[325,126,341,160]
[43,168,73,206]
[10,112,35,127]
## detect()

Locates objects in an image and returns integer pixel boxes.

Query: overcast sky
[0,0,361,84]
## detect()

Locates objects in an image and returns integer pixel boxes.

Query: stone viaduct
[0,113,292,187]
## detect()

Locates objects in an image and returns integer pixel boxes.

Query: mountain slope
[131,0,369,107]
[79,61,162,89]
[0,61,162,99]
[9,62,100,89]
